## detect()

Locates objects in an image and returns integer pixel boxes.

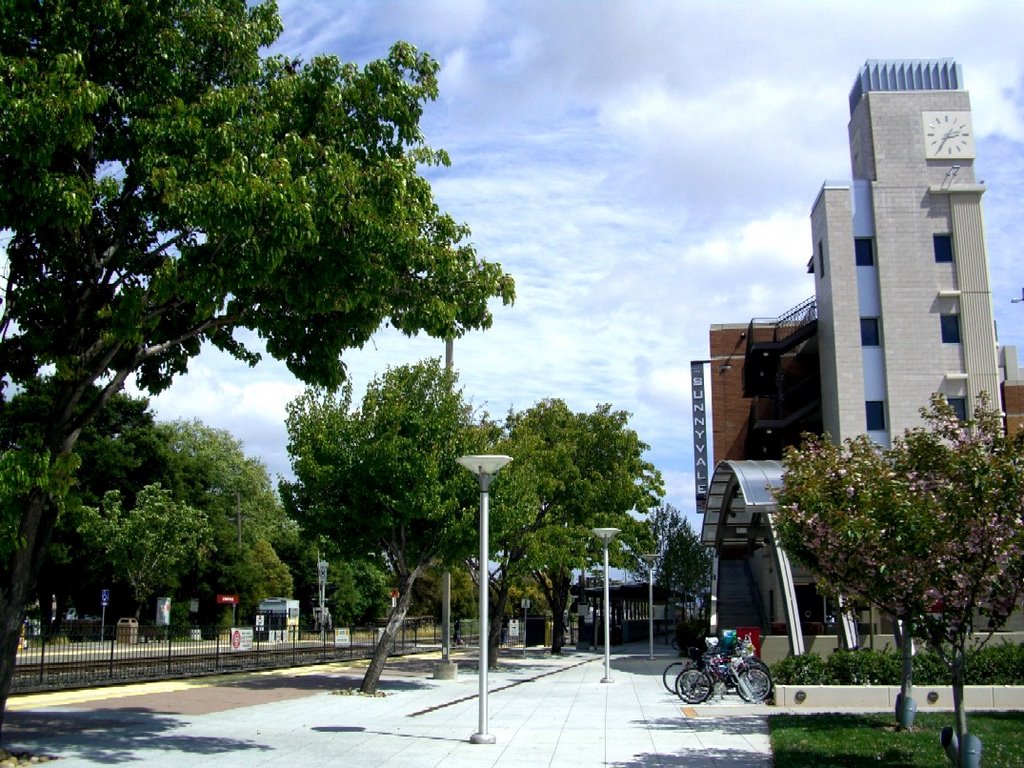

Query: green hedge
[770,642,1024,686]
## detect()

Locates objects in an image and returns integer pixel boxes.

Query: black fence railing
[12,617,565,694]
[12,620,445,694]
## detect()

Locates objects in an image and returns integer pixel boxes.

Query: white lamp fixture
[457,454,512,744]
[592,527,620,683]
[640,553,658,661]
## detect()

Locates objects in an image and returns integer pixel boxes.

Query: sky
[143,0,1024,528]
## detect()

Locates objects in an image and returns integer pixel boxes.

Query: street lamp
[640,553,658,661]
[592,527,620,683]
[457,454,512,745]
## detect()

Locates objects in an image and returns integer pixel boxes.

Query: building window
[934,234,954,263]
[817,241,826,277]
[860,318,880,346]
[865,401,886,431]
[940,314,961,344]
[855,238,875,266]
[947,397,967,421]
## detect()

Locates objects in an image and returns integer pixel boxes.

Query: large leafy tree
[645,504,711,621]
[282,359,482,693]
[0,0,511,731]
[490,400,662,657]
[774,394,1024,751]
[79,484,211,618]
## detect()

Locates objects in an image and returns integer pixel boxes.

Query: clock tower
[813,59,999,445]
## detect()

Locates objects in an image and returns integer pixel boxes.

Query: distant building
[699,60,1024,661]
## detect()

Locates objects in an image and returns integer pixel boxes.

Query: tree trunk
[487,577,509,670]
[359,569,419,695]
[535,569,571,655]
[951,651,968,745]
[547,583,569,654]
[0,490,60,740]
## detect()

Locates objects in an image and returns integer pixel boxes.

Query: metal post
[602,540,612,683]
[457,454,512,746]
[641,554,658,661]
[592,528,619,684]
[473,475,495,743]
[442,571,451,662]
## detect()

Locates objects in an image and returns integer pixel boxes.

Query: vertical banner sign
[690,361,710,509]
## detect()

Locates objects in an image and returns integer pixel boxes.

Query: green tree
[282,359,482,693]
[79,484,212,618]
[1,386,172,624]
[490,400,662,657]
[645,504,711,621]
[0,0,512,730]
[774,394,1024,753]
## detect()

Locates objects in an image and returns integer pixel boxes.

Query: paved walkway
[5,644,778,767]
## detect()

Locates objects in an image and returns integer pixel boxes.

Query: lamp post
[640,553,658,661]
[457,454,512,745]
[592,527,620,683]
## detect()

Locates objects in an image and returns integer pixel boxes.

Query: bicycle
[674,638,773,704]
[661,658,693,694]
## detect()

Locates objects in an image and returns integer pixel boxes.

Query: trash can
[116,617,138,644]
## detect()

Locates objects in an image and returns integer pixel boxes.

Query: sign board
[390,589,399,608]
[230,627,253,652]
[100,589,110,607]
[255,614,265,629]
[156,597,171,627]
[334,628,351,648]
[216,594,240,605]
[521,598,531,609]
[509,620,520,638]
[690,360,710,507]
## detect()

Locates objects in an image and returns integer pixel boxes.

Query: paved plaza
[5,643,778,767]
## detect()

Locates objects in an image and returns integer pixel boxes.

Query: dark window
[860,318,880,346]
[865,401,886,431]
[817,241,826,277]
[947,397,967,421]
[934,234,954,263]
[855,238,875,266]
[940,314,961,344]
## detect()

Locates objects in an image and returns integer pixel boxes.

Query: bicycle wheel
[661,661,685,693]
[736,667,773,703]
[675,668,712,704]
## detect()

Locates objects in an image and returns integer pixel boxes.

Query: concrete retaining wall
[774,685,1024,710]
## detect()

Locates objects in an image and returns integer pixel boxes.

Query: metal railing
[13,617,568,694]
[12,620,442,694]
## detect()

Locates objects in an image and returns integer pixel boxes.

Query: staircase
[716,559,763,631]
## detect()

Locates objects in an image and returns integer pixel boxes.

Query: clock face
[922,111,975,159]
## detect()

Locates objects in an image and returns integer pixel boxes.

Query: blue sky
[145,1,1024,526]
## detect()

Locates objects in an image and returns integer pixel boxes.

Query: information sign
[230,627,253,652]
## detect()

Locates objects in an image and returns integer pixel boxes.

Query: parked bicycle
[674,637,772,704]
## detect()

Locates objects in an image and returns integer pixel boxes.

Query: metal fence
[13,618,444,694]
[13,616,572,694]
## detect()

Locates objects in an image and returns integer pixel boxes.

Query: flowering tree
[774,394,1024,747]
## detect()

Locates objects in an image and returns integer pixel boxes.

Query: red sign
[216,594,240,605]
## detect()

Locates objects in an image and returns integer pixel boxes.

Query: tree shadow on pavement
[609,745,772,767]
[4,707,273,763]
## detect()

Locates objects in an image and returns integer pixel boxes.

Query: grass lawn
[769,712,1024,767]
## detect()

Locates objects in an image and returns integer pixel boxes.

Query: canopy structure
[700,460,859,655]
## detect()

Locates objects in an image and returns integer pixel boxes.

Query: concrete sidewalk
[5,645,778,767]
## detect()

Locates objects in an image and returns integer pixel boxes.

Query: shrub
[967,642,1024,685]
[825,649,900,685]
[771,652,827,685]
[770,643,1024,686]
[675,618,707,655]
